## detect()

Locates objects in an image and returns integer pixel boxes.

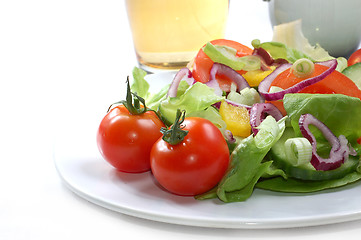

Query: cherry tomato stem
[97,78,165,173]
[160,109,188,145]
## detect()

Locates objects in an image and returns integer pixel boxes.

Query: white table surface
[1,0,360,239]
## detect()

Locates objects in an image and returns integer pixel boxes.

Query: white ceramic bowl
[268,0,361,57]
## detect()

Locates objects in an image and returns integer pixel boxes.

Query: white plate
[54,71,361,229]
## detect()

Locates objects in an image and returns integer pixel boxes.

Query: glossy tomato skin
[192,39,253,84]
[97,105,165,173]
[150,117,230,196]
[269,64,361,115]
[348,48,361,66]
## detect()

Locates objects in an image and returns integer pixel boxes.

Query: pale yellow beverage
[126,0,229,71]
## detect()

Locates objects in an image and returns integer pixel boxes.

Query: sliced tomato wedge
[192,39,253,91]
[348,48,361,66]
[269,64,361,114]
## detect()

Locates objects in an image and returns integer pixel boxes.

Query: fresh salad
[97,28,361,202]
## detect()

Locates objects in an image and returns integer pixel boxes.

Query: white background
[1,0,361,239]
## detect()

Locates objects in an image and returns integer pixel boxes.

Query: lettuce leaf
[283,93,361,149]
[256,172,361,193]
[130,67,225,133]
[259,41,312,63]
[200,116,286,202]
[145,80,190,111]
[130,67,191,111]
[130,67,149,99]
[158,82,224,125]
[255,94,361,193]
[259,41,347,72]
[187,106,227,134]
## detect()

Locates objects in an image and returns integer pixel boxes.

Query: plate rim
[54,155,361,229]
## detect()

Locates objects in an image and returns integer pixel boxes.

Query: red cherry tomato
[150,117,230,196]
[97,105,165,173]
[348,48,361,66]
[192,39,253,91]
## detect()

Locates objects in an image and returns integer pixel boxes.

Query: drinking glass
[126,0,229,72]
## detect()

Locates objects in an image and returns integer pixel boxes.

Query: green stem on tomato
[160,109,189,145]
[107,77,147,115]
[107,77,167,126]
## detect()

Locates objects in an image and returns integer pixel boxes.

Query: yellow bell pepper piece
[219,101,251,138]
[243,67,275,87]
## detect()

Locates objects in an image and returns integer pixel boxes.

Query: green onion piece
[284,137,312,166]
[291,58,315,78]
[268,86,284,102]
[227,87,261,106]
[240,55,261,71]
[251,39,261,49]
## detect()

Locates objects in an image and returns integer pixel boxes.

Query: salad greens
[256,172,361,193]
[204,42,261,71]
[158,82,223,125]
[284,93,361,152]
[197,116,287,202]
[203,42,245,70]
[257,41,347,72]
[130,35,361,202]
[204,94,361,201]
[130,67,149,99]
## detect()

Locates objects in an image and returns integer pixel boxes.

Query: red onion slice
[209,63,250,92]
[258,59,337,101]
[258,63,292,100]
[205,78,223,96]
[249,103,283,135]
[299,113,352,171]
[166,68,195,98]
[316,59,338,68]
[252,48,274,67]
[224,130,236,143]
[252,47,289,71]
